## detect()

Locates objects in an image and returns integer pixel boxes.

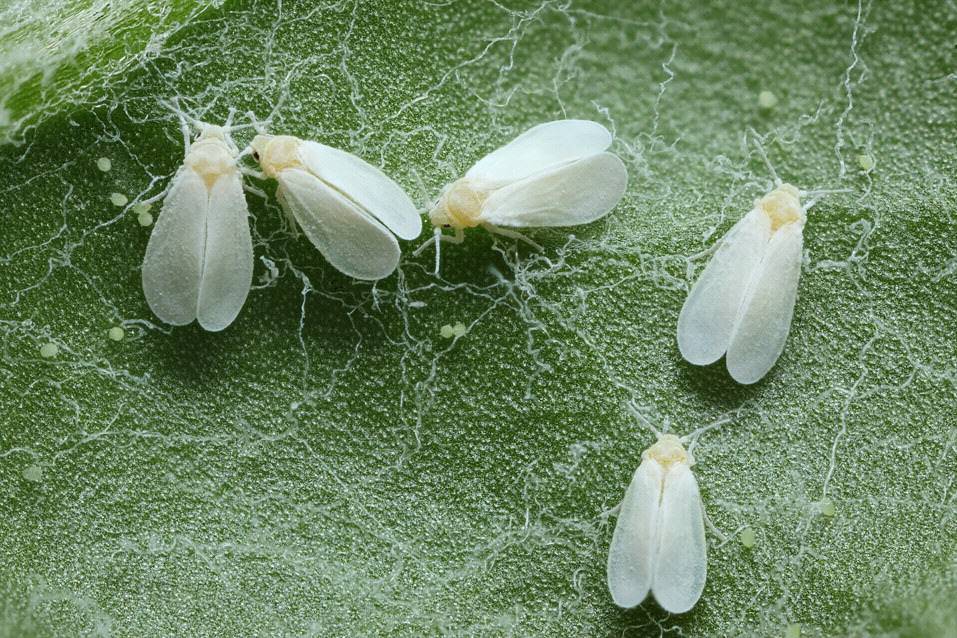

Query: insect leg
[411,231,438,257]
[600,501,622,521]
[274,190,300,237]
[239,165,266,180]
[482,223,543,251]
[434,228,465,275]
[242,183,268,200]
[703,509,728,544]
[802,187,853,210]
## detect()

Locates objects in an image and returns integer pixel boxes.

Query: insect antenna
[681,414,734,453]
[747,127,780,188]
[801,187,854,210]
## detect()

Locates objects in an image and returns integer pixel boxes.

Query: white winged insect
[607,433,707,614]
[677,182,815,384]
[415,119,628,272]
[249,134,421,280]
[142,114,254,332]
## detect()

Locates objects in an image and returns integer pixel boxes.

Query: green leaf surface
[1,1,955,636]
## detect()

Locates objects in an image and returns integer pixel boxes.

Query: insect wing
[299,141,421,240]
[651,463,707,614]
[196,171,253,331]
[478,153,627,228]
[677,209,771,366]
[278,168,400,280]
[607,457,663,608]
[142,167,207,326]
[725,221,804,384]
[466,119,613,189]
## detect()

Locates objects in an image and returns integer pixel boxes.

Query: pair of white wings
[466,119,628,228]
[677,209,804,384]
[142,166,252,332]
[607,459,707,614]
[276,142,421,281]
